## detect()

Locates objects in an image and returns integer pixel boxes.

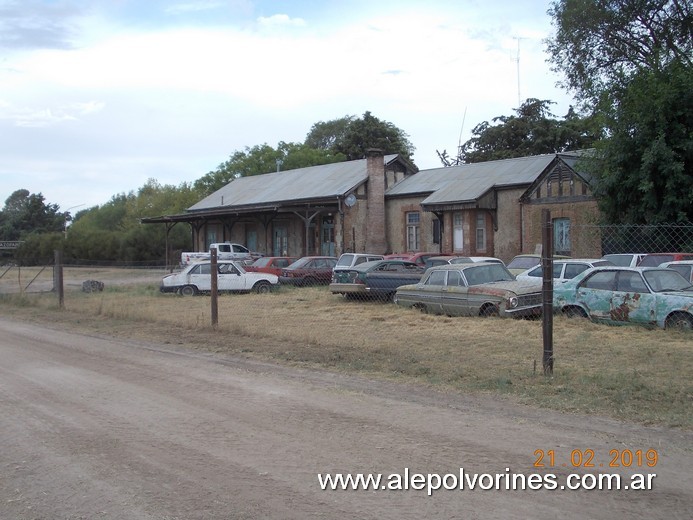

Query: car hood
[468,280,541,296]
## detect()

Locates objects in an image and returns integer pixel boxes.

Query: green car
[553,266,693,330]
[394,263,543,318]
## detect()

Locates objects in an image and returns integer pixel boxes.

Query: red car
[279,256,338,286]
[244,256,298,277]
[384,252,440,267]
[639,253,693,267]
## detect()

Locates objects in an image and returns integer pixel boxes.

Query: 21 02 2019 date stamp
[533,448,659,469]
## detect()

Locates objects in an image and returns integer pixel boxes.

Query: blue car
[553,266,693,330]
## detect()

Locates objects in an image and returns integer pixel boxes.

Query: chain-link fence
[2,223,692,331]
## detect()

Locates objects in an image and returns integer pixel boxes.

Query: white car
[601,253,647,268]
[661,260,693,284]
[515,259,613,284]
[160,260,279,296]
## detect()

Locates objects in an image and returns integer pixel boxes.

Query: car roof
[579,266,674,273]
[426,262,502,271]
[354,259,418,270]
[661,260,693,265]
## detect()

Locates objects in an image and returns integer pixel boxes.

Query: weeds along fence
[1,222,691,325]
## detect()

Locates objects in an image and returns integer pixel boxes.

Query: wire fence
[1,224,692,334]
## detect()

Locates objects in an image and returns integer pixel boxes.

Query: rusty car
[553,266,693,330]
[394,263,543,318]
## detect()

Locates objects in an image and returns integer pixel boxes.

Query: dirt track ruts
[0,316,691,519]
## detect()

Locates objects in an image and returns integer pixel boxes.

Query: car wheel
[413,303,427,314]
[665,312,693,331]
[253,281,271,294]
[562,306,588,319]
[480,304,499,317]
[180,285,198,296]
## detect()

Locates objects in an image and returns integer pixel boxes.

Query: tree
[0,189,66,240]
[304,116,355,150]
[438,99,600,165]
[589,61,693,223]
[329,111,415,161]
[546,0,693,224]
[545,0,692,107]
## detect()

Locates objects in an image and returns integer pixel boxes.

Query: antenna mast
[513,37,524,106]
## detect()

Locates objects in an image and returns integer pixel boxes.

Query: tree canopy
[437,99,601,165]
[546,0,693,224]
[313,111,415,161]
[195,111,413,196]
[0,189,66,241]
[546,0,692,107]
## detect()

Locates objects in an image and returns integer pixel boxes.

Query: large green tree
[0,189,66,240]
[545,0,692,224]
[307,111,415,161]
[438,99,601,165]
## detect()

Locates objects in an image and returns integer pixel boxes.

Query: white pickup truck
[180,243,258,266]
[161,260,279,295]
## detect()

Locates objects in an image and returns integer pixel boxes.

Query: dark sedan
[329,259,424,300]
[279,256,338,286]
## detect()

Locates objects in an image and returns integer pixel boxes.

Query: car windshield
[603,254,633,267]
[336,254,355,267]
[288,258,310,269]
[507,256,539,269]
[464,264,515,285]
[252,257,271,267]
[643,270,692,292]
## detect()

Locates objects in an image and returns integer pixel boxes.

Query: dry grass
[1,270,691,428]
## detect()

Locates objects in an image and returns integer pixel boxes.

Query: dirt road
[0,317,691,520]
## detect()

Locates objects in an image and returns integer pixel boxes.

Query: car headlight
[508,296,519,308]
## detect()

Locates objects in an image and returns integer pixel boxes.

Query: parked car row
[160,250,693,331]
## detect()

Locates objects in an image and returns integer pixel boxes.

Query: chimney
[365,148,387,254]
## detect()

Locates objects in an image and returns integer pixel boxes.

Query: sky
[0,0,576,215]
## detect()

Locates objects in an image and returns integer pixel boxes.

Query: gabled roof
[189,154,401,212]
[386,154,579,205]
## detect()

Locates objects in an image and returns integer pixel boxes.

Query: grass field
[1,266,691,428]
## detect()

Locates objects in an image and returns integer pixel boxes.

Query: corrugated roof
[189,154,399,211]
[386,154,570,204]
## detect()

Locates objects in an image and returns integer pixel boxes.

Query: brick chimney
[365,148,387,254]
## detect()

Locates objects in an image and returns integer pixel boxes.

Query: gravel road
[0,317,691,519]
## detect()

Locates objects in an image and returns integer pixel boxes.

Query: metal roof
[188,154,400,211]
[386,154,565,204]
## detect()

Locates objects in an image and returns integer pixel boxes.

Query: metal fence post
[54,249,64,308]
[210,248,218,328]
[541,210,554,376]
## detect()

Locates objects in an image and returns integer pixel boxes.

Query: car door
[187,263,212,290]
[440,270,468,316]
[416,270,447,314]
[610,271,657,325]
[575,270,618,321]
[217,263,247,292]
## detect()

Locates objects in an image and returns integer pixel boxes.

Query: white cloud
[0,1,575,211]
